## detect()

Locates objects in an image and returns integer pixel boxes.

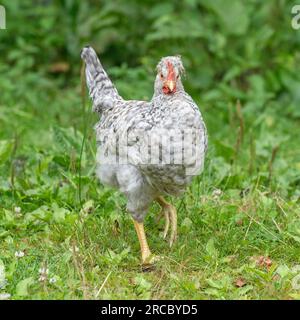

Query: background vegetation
[0,0,300,299]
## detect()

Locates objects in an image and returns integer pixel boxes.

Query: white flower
[14,207,21,214]
[69,246,79,253]
[15,251,25,258]
[38,267,49,275]
[212,189,223,199]
[0,263,7,289]
[0,293,11,300]
[49,277,57,284]
[39,275,47,282]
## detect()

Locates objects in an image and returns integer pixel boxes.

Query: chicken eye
[160,73,164,79]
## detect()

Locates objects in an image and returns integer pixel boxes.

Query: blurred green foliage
[1,0,299,193]
[1,0,300,98]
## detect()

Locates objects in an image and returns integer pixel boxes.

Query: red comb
[166,61,175,80]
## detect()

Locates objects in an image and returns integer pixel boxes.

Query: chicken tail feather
[81,46,121,112]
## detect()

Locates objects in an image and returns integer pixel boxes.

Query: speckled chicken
[81,46,207,266]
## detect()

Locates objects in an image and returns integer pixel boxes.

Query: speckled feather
[81,47,208,222]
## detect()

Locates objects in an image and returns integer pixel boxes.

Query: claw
[168,206,177,247]
[156,197,177,247]
[141,254,161,271]
[162,210,170,239]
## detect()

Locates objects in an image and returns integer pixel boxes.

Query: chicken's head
[155,56,185,95]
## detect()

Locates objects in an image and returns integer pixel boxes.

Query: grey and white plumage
[81,46,208,222]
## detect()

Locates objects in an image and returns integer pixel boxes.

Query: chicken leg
[133,219,156,266]
[156,196,177,247]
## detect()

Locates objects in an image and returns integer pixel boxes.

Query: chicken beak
[166,80,176,92]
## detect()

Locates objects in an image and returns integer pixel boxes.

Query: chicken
[81,46,208,266]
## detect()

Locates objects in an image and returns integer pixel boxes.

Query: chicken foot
[133,219,157,266]
[156,196,177,247]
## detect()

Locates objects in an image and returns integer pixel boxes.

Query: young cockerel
[81,46,207,266]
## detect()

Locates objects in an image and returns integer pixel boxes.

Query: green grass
[0,70,300,299]
[1,0,300,300]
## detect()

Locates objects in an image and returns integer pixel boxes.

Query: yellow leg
[156,196,177,247]
[133,219,154,265]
